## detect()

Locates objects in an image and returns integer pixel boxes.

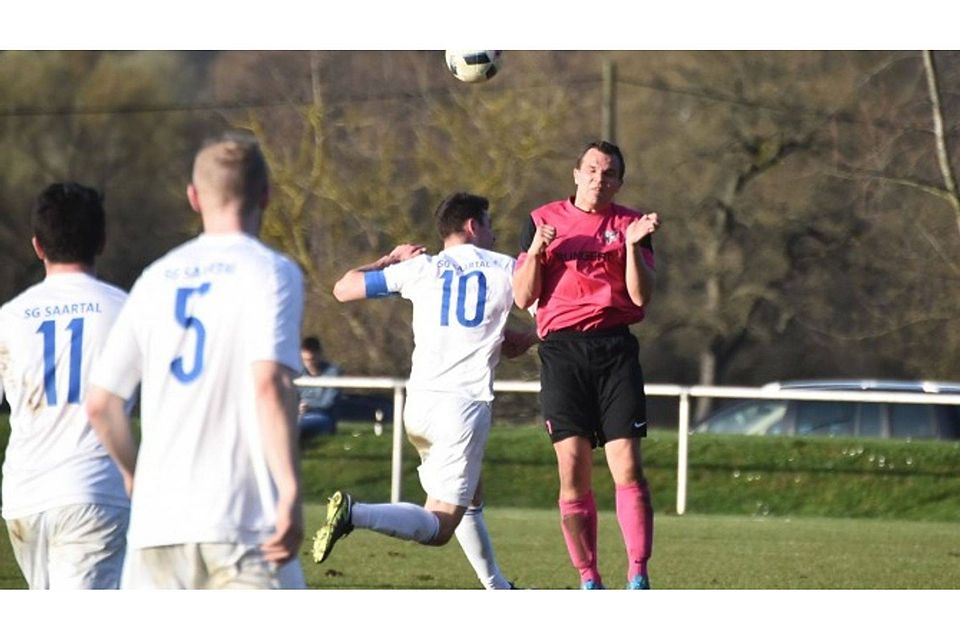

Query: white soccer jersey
[382,244,515,401]
[0,272,130,519]
[89,232,303,549]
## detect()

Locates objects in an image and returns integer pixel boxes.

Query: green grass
[3,507,958,589]
[302,423,960,521]
[2,417,960,589]
[299,507,960,589]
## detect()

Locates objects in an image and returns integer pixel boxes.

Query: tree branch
[921,50,960,237]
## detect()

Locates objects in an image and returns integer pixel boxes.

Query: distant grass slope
[3,416,959,521]
[302,423,960,522]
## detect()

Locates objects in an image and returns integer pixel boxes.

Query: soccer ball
[444,50,502,83]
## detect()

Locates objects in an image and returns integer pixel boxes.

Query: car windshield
[702,400,788,435]
[795,401,856,436]
[890,404,935,438]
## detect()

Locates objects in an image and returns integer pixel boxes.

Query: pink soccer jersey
[516,199,655,337]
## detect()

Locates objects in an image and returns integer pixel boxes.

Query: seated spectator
[298,336,342,437]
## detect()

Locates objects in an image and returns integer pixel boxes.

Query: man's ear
[463,217,479,238]
[186,184,201,213]
[31,236,45,261]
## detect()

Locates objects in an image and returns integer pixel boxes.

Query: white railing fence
[295,377,960,513]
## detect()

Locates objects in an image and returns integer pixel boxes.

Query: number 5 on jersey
[171,283,211,383]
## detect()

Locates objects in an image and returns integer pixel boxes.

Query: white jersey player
[86,132,306,589]
[1,182,130,589]
[313,192,537,589]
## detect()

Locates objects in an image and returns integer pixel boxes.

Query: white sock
[454,505,512,590]
[351,502,440,544]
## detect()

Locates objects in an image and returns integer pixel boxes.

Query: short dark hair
[434,192,489,239]
[301,336,321,352]
[32,182,106,265]
[576,140,625,180]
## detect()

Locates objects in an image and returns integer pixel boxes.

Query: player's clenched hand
[626,213,660,245]
[260,498,304,565]
[528,224,556,257]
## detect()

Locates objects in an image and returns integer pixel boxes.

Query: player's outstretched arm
[86,386,138,496]
[253,360,304,565]
[332,243,425,302]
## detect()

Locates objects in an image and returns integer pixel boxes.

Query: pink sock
[615,481,653,581]
[558,492,601,585]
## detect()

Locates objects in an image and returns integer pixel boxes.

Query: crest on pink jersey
[603,230,619,244]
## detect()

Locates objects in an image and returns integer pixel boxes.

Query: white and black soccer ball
[444,50,502,83]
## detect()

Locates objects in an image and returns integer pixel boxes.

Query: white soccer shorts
[120,542,306,589]
[403,391,492,508]
[5,503,129,589]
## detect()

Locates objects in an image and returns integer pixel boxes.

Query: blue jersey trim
[364,271,390,298]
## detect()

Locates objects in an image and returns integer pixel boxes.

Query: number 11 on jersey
[37,317,84,405]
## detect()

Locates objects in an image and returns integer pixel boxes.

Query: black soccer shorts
[537,326,647,448]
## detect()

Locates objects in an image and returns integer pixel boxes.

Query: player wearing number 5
[315,193,535,589]
[86,131,306,589]
[0,183,130,589]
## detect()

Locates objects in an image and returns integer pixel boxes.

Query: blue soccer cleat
[627,575,651,590]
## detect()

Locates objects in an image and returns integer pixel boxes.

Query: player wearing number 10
[316,193,536,589]
[86,131,306,589]
[0,182,130,589]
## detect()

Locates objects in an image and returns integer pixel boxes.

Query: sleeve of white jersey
[246,254,304,372]
[89,284,143,401]
[382,255,429,299]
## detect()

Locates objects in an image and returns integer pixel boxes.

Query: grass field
[2,418,959,590]
[3,506,959,589]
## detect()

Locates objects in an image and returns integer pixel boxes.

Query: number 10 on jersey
[439,270,486,328]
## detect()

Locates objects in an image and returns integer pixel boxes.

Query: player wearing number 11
[316,193,536,589]
[0,182,130,589]
[86,131,306,589]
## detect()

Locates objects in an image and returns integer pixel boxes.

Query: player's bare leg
[554,435,602,588]
[605,437,653,589]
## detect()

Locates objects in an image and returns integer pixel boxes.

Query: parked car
[693,379,960,440]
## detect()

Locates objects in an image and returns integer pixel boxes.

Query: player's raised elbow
[332,277,351,302]
[512,282,538,310]
[629,292,650,308]
[513,291,535,310]
[333,271,366,302]
[628,282,655,308]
